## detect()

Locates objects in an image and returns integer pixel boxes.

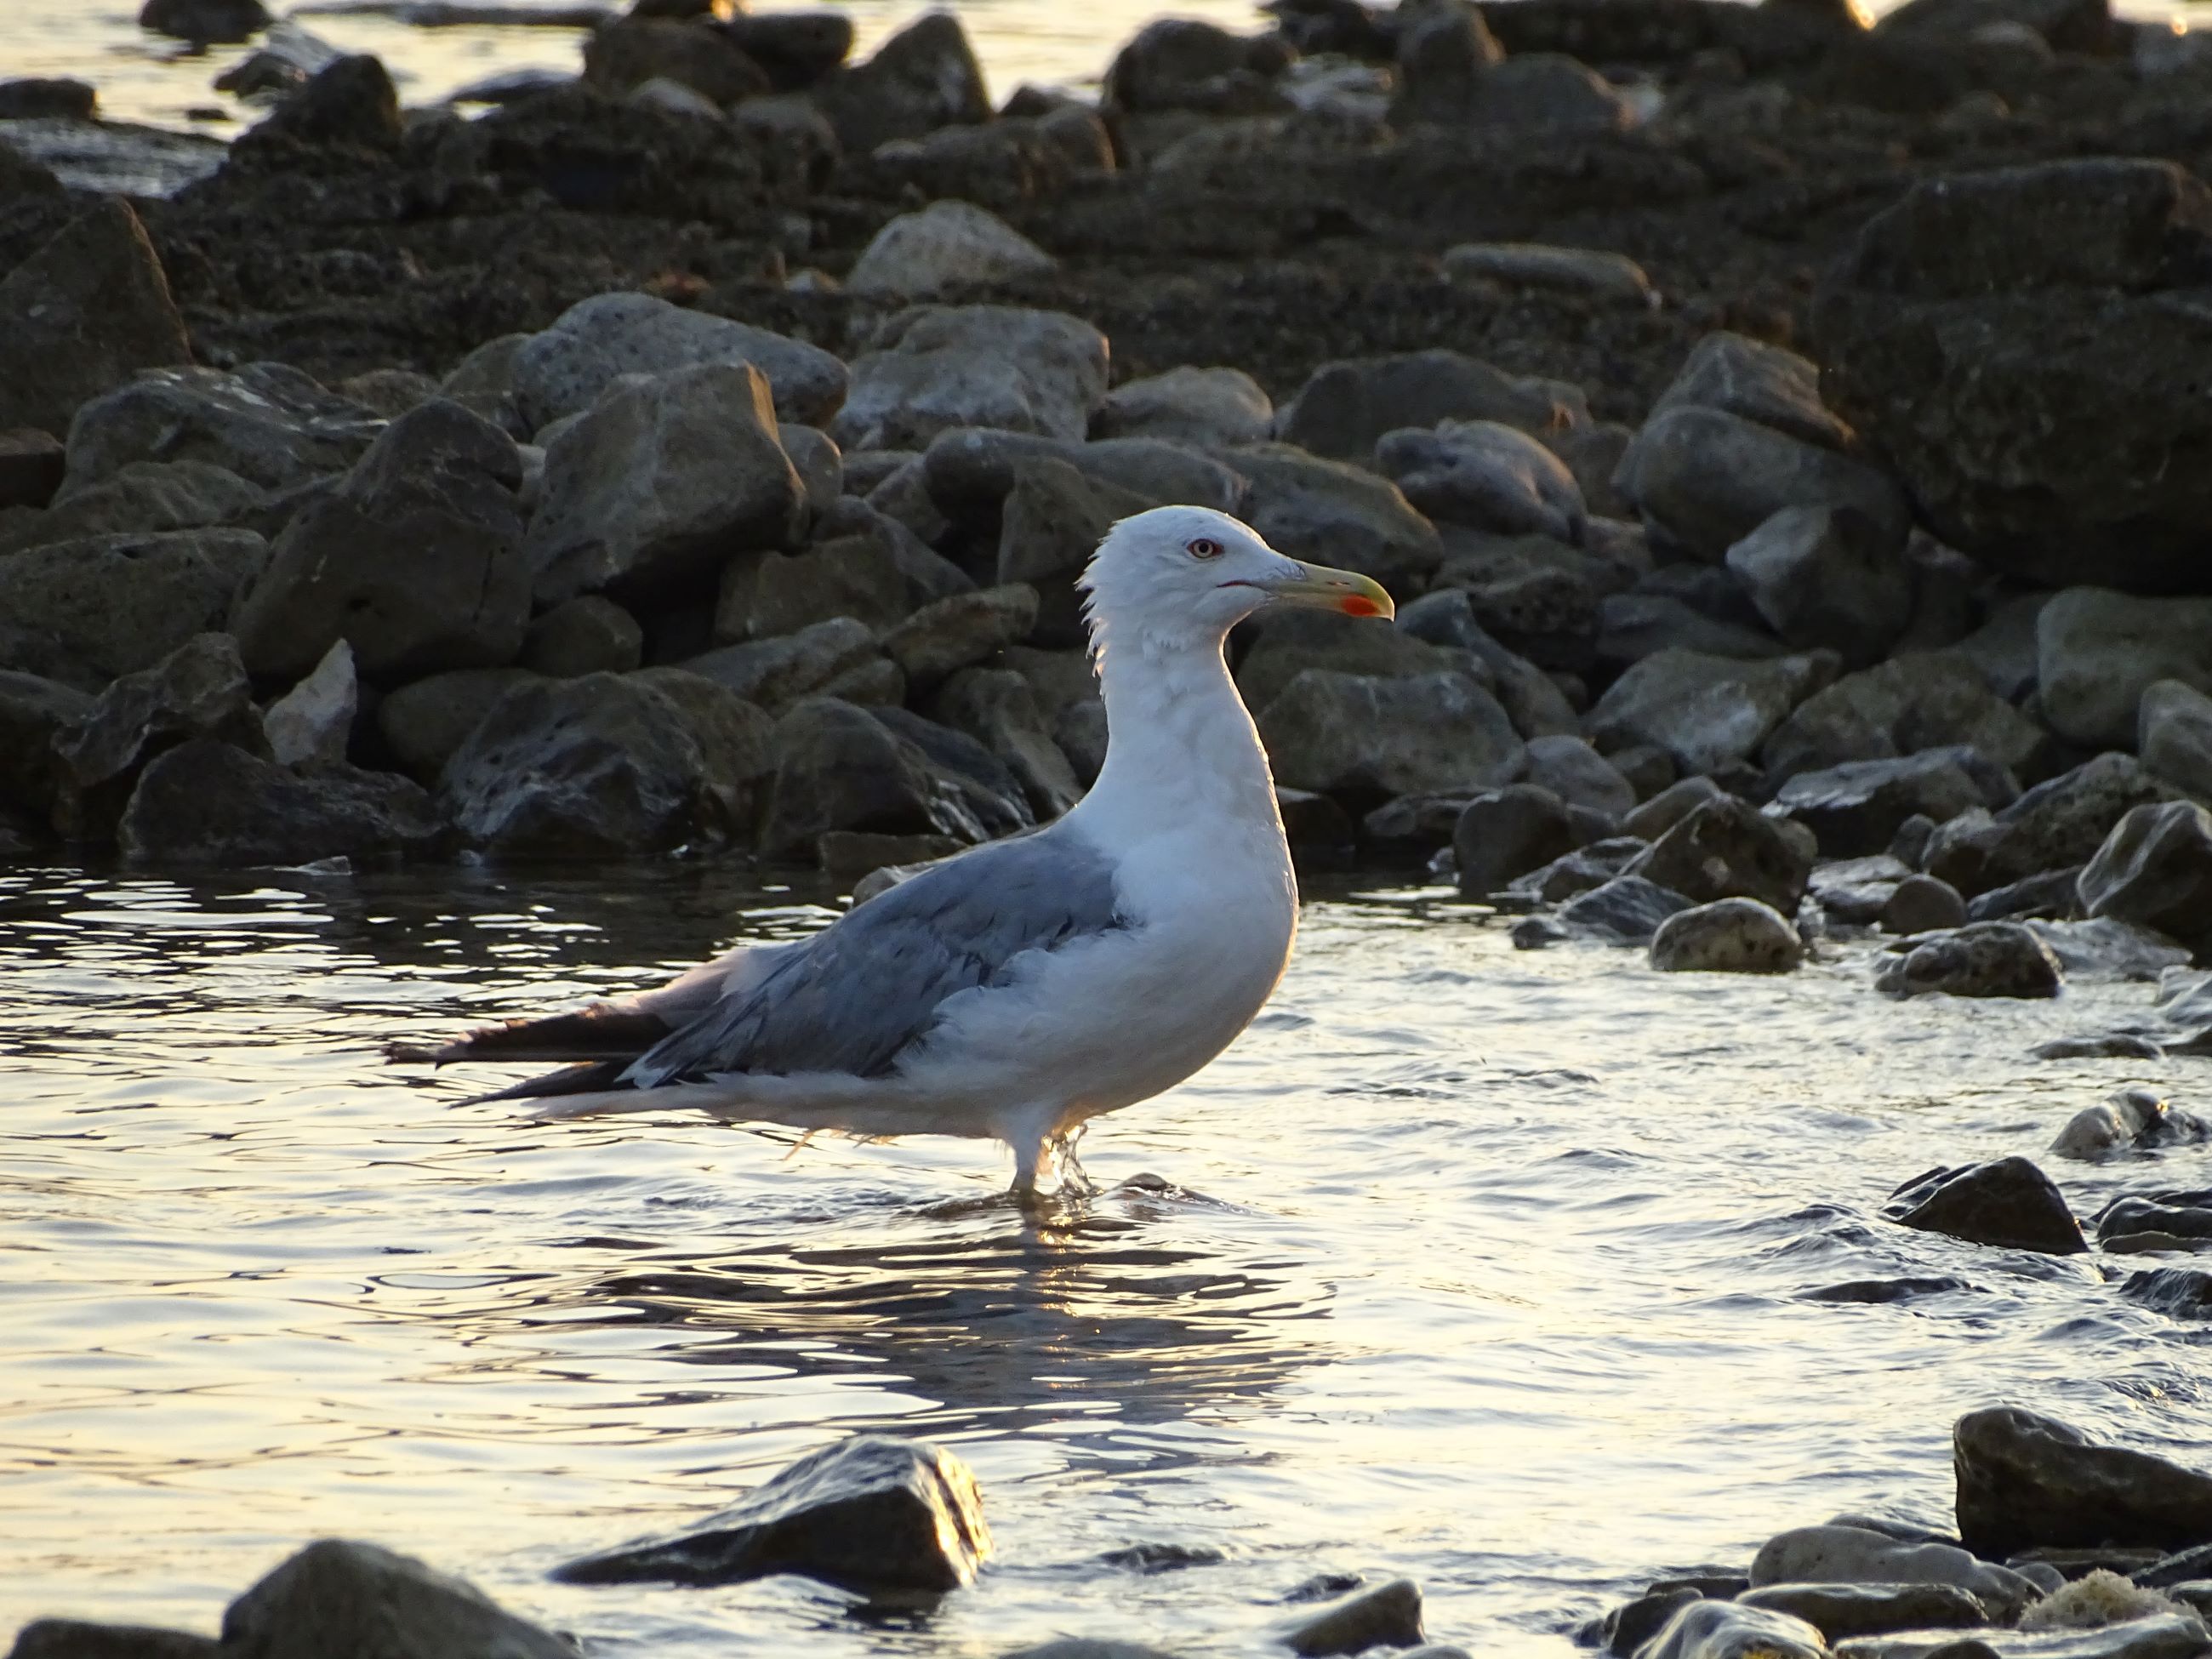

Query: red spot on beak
[1338,595,1382,618]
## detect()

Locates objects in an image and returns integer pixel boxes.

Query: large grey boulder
[885,586,1039,693]
[716,539,909,644]
[1229,443,1443,594]
[53,632,263,836]
[845,200,1057,299]
[995,457,1154,647]
[527,362,805,607]
[835,306,1109,453]
[1751,1521,2040,1619]
[1522,733,1635,816]
[1092,366,1272,448]
[627,666,775,829]
[757,698,1029,858]
[511,291,847,432]
[375,667,542,783]
[1761,654,2047,784]
[221,1537,573,1659]
[4,459,265,556]
[1769,747,2018,859]
[0,197,191,438]
[1736,1583,1990,1642]
[1725,505,1913,668]
[2038,589,2212,750]
[521,596,643,677]
[1649,898,1804,973]
[1924,752,2175,897]
[2078,801,2212,956]
[1452,783,1576,894]
[118,739,440,865]
[1584,647,1833,775]
[1955,1406,2212,1557]
[1274,350,1588,462]
[1374,419,1587,543]
[2142,679,2212,803]
[234,400,528,682]
[1874,921,2065,998]
[1258,670,1524,799]
[1650,332,1856,453]
[1554,874,1696,944]
[0,527,268,680]
[931,667,1081,818]
[1618,405,1909,563]
[440,672,737,856]
[1467,53,1633,132]
[1818,159,2212,596]
[1237,609,1479,715]
[1627,795,1814,913]
[1103,16,1291,113]
[813,11,990,153]
[64,363,383,494]
[684,616,884,710]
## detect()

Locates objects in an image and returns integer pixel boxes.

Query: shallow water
[4,858,2209,1650]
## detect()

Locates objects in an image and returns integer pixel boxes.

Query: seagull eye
[1186,537,1223,560]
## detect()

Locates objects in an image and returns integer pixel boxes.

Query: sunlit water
[4,859,2209,1650]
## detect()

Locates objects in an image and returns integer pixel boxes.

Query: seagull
[399,505,1394,1194]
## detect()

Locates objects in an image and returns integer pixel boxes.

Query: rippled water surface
[5,860,2210,1650]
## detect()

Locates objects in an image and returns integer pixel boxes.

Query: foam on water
[3,861,2206,1652]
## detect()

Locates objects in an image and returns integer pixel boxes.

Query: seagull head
[1077,505,1395,659]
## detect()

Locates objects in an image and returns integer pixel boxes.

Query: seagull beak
[1251,562,1396,620]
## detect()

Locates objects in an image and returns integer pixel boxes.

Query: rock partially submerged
[1884,1158,2087,1255]
[556,1434,989,1593]
[1955,1407,2212,1558]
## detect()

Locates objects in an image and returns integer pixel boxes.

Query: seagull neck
[1074,633,1281,842]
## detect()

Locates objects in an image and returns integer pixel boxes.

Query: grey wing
[623,830,1127,1089]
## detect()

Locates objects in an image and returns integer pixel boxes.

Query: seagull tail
[386,1002,671,1068]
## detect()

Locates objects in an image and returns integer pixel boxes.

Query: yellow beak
[1257,562,1396,620]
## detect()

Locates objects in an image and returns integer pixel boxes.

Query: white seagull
[402,506,1394,1194]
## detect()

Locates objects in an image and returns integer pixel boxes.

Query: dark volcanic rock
[812,11,990,155]
[0,430,66,510]
[1554,875,1694,944]
[1628,795,1814,914]
[0,670,94,821]
[1874,921,2063,999]
[140,0,269,43]
[0,528,269,681]
[1924,755,2175,899]
[221,1536,572,1659]
[9,1620,217,1659]
[1454,784,1576,895]
[118,740,440,866]
[1816,160,2212,596]
[1885,1158,2086,1253]
[1955,1406,2212,1557]
[2078,801,2212,958]
[1279,1577,1424,1657]
[0,197,192,440]
[556,1434,989,1593]
[53,633,265,838]
[1770,747,2018,860]
[233,401,528,683]
[759,697,1028,859]
[64,364,383,495]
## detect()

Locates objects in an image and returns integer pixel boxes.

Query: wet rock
[1374,419,1586,543]
[813,11,990,154]
[1280,1577,1425,1657]
[685,616,881,709]
[1585,648,1832,776]
[1619,407,1908,564]
[1739,1584,1990,1641]
[1513,835,1649,903]
[886,585,1040,694]
[556,1431,987,1590]
[837,306,1109,453]
[118,739,438,865]
[1627,795,1814,914]
[1622,775,1725,841]
[932,668,1080,818]
[2141,682,2212,807]
[511,291,847,434]
[1927,755,2176,899]
[1753,1523,2042,1620]
[527,362,805,608]
[0,430,66,512]
[440,672,733,856]
[1274,351,1588,465]
[0,77,96,119]
[1649,897,1803,973]
[1278,786,1359,866]
[2125,1270,2212,1320]
[235,401,527,682]
[2028,917,2192,983]
[1884,874,1970,936]
[1260,670,1522,801]
[846,201,1058,299]
[1522,733,1634,817]
[1770,748,2019,860]
[0,528,268,680]
[1964,865,2092,922]
[1228,444,1443,595]
[221,1536,571,1659]
[1886,1158,2086,1255]
[626,666,773,826]
[1761,655,2046,787]
[1442,242,1651,305]
[759,698,1027,858]
[1957,1406,2212,1558]
[2038,591,2212,751]
[2052,1089,2211,1161]
[141,0,268,43]
[64,364,382,495]
[2078,802,2212,957]
[522,596,643,677]
[262,638,358,767]
[1452,784,1575,895]
[1092,367,1272,448]
[2032,1034,2168,1063]
[1641,1602,1833,1659]
[1810,853,1915,924]
[0,197,191,440]
[1587,1587,1707,1657]
[582,15,771,105]
[50,633,260,834]
[1876,922,2064,999]
[1555,874,1696,944]
[1725,506,1913,669]
[374,667,540,783]
[1816,160,2212,597]
[7,1619,217,1659]
[1651,333,1856,454]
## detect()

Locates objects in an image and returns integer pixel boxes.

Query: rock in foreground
[1955,1407,2212,1559]
[1884,1158,2087,1256]
[555,1434,989,1593]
